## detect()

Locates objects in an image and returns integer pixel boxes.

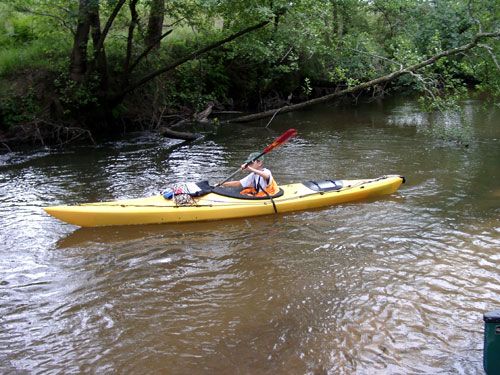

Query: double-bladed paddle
[216,128,298,186]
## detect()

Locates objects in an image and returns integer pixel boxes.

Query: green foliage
[0,38,70,76]
[0,87,39,129]
[0,15,35,46]
[162,58,218,112]
[0,0,72,75]
[12,17,35,42]
[0,0,498,139]
[302,77,312,96]
[53,69,100,115]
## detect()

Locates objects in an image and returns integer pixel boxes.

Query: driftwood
[228,30,500,124]
[0,119,95,148]
[194,104,213,123]
[158,126,201,141]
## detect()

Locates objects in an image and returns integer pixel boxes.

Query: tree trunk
[70,0,126,85]
[124,0,140,76]
[146,0,165,48]
[88,2,108,90]
[70,0,91,83]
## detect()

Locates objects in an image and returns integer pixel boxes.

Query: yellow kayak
[44,175,405,227]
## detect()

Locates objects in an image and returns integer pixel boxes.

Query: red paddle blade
[263,129,298,153]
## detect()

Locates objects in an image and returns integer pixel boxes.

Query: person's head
[245,152,264,165]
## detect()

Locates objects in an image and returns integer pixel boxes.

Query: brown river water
[0,97,499,374]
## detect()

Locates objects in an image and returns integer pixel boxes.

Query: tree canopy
[0,0,498,146]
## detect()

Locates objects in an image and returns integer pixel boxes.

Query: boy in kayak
[221,152,279,197]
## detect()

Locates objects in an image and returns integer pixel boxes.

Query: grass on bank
[0,38,72,77]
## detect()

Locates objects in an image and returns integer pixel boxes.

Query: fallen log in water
[158,127,201,141]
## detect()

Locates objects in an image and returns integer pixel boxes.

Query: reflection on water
[1,98,499,374]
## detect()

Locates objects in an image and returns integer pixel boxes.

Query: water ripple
[1,105,500,374]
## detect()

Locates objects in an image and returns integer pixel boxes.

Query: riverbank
[1,0,498,151]
[0,63,356,151]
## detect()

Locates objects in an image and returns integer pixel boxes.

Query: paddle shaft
[216,129,297,186]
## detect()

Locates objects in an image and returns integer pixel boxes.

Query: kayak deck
[44,175,405,227]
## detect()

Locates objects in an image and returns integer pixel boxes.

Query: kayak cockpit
[211,186,284,199]
[162,179,345,201]
[211,179,344,199]
[162,180,285,200]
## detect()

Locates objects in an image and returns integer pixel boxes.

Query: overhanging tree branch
[228,30,500,124]
[15,6,75,35]
[129,29,173,74]
[118,19,272,97]
[124,0,140,75]
[478,43,500,70]
[92,0,127,62]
